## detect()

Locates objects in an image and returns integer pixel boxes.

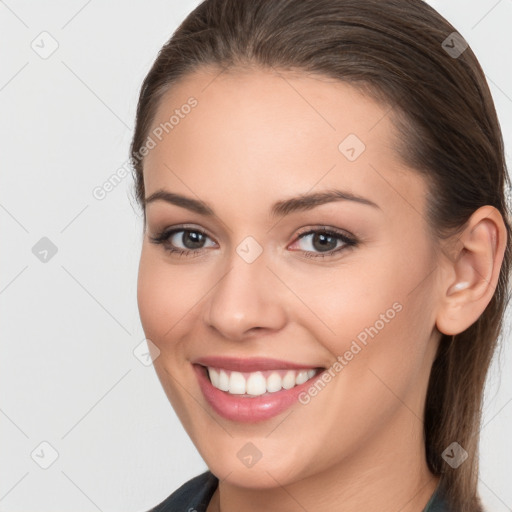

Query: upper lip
[192,356,322,372]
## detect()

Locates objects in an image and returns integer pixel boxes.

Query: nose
[203,250,288,341]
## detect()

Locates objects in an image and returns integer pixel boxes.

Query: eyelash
[149,225,358,259]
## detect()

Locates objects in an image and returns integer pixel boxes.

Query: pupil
[313,233,336,252]
[183,230,204,249]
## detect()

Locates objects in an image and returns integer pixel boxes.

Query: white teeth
[229,371,246,394]
[206,367,319,396]
[209,367,220,388]
[282,370,296,390]
[246,372,267,396]
[266,372,282,393]
[295,370,309,385]
[218,369,229,391]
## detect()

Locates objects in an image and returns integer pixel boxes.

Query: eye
[149,225,358,259]
[149,226,216,257]
[289,227,357,259]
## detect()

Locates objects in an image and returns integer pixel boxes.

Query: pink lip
[192,356,319,372]
[193,361,324,423]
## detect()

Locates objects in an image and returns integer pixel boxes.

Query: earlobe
[435,206,507,336]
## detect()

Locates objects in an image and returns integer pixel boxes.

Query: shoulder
[147,470,219,512]
[423,484,455,512]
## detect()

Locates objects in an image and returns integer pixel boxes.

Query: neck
[207,408,440,512]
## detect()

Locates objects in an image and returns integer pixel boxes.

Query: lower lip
[193,364,322,423]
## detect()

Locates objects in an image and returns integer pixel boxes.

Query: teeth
[266,372,282,393]
[295,370,309,385]
[229,371,246,394]
[246,372,267,395]
[218,369,229,391]
[282,371,296,390]
[206,367,319,396]
[209,367,220,388]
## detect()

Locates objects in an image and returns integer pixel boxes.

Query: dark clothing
[148,470,451,511]
[148,471,217,512]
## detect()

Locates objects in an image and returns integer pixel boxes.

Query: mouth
[203,366,322,396]
[192,356,326,423]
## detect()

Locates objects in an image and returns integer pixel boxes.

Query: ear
[436,205,507,336]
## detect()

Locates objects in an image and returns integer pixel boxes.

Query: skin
[137,67,506,512]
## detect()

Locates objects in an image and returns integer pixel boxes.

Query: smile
[206,367,320,396]
[192,356,325,422]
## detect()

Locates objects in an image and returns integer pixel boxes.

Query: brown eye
[174,230,207,250]
[289,228,358,259]
[149,227,217,256]
[309,232,339,252]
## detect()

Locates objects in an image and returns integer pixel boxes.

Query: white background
[1,1,511,511]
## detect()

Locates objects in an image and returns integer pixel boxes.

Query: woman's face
[138,67,443,488]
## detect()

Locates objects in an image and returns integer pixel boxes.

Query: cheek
[283,259,404,349]
[136,246,204,347]
[287,240,436,376]
[137,248,206,428]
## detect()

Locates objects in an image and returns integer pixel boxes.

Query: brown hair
[130,0,511,509]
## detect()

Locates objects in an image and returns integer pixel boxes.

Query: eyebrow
[144,188,380,217]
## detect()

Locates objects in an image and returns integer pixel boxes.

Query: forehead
[143,67,426,218]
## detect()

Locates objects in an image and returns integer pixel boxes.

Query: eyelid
[149,223,218,244]
[294,224,354,238]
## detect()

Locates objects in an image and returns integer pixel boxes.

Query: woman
[130,0,511,510]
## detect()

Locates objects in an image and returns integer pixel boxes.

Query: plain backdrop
[1,1,511,511]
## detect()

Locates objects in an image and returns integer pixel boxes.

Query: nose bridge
[204,240,287,340]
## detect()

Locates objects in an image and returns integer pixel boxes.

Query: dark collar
[149,471,452,512]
